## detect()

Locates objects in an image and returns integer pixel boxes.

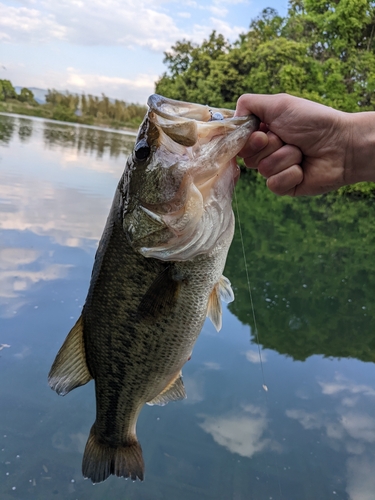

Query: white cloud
[203,361,221,370]
[199,405,280,458]
[0,0,247,50]
[346,455,375,500]
[286,405,375,500]
[208,5,228,17]
[319,374,375,398]
[0,259,71,299]
[285,409,323,431]
[183,376,204,404]
[0,4,67,43]
[5,64,156,103]
[66,69,157,94]
[341,413,375,443]
[52,430,87,454]
[0,172,111,247]
[0,0,185,50]
[245,349,267,363]
[208,17,245,39]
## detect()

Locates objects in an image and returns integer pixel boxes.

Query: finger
[266,164,303,196]
[257,144,303,178]
[237,131,268,160]
[241,131,283,170]
[235,93,292,125]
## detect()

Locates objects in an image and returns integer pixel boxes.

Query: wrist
[344,111,375,185]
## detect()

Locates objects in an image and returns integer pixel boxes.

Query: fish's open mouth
[148,94,235,122]
[147,94,256,151]
[123,94,259,261]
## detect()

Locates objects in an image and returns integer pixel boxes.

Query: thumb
[235,93,285,126]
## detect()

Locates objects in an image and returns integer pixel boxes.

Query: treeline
[226,171,375,362]
[0,80,35,103]
[156,0,375,112]
[45,90,147,128]
[0,80,147,130]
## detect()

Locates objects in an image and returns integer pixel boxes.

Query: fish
[48,94,259,483]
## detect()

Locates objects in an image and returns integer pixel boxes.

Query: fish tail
[82,424,144,483]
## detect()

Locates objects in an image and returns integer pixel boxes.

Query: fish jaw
[122,94,259,261]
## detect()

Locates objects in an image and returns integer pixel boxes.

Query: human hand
[235,93,375,196]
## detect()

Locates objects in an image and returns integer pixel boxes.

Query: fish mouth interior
[127,95,259,261]
[147,94,235,123]
[146,94,257,151]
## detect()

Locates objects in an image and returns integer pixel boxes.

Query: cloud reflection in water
[199,404,280,459]
[287,373,375,500]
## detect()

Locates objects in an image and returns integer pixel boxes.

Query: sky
[1,0,288,104]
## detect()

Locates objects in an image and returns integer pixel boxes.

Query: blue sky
[1,0,288,104]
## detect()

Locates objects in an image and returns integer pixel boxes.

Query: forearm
[344,111,375,185]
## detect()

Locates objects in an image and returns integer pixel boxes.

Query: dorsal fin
[48,315,92,396]
[147,372,186,406]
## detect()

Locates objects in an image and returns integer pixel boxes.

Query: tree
[155,1,375,112]
[0,80,17,101]
[17,88,35,103]
[225,172,375,362]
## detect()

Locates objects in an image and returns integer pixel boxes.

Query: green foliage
[17,87,36,103]
[0,80,17,101]
[0,83,147,130]
[51,104,78,123]
[45,89,147,128]
[225,172,375,362]
[0,80,36,104]
[156,1,375,111]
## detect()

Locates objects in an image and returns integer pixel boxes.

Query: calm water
[1,114,375,500]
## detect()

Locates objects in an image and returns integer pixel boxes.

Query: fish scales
[84,194,223,438]
[48,94,259,483]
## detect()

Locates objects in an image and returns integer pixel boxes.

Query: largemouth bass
[48,94,259,483]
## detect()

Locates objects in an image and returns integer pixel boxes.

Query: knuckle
[257,157,274,178]
[267,132,283,150]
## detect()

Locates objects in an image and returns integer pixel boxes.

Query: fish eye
[134,139,151,161]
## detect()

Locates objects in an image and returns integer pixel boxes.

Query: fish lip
[148,93,256,126]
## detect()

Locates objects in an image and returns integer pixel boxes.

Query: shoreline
[0,111,139,137]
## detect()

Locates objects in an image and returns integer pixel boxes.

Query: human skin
[235,93,375,196]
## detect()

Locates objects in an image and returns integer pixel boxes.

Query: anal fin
[147,372,186,406]
[48,315,92,396]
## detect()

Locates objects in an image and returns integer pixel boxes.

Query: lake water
[1,113,375,500]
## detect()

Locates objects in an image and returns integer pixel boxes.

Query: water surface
[1,114,375,500]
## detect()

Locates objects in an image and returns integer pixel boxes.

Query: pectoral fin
[136,267,181,321]
[48,315,92,396]
[218,275,234,303]
[147,372,186,406]
[207,284,222,332]
[206,275,234,331]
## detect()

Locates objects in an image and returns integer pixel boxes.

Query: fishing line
[221,115,283,498]
[232,187,268,392]
[232,127,285,500]
[213,111,265,386]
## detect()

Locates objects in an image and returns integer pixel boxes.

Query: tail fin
[82,424,144,483]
